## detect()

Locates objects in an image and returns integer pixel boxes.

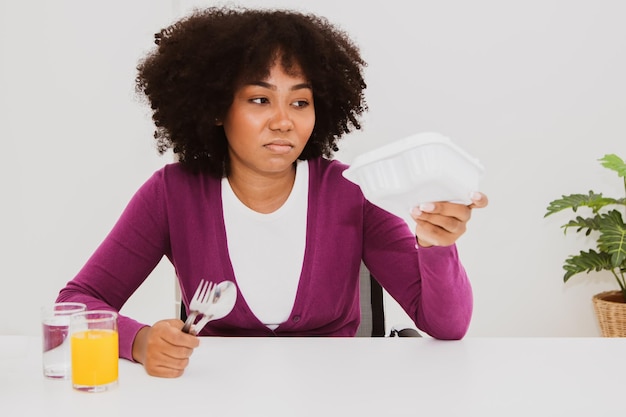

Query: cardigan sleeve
[413,244,472,339]
[362,201,473,339]
[55,168,171,361]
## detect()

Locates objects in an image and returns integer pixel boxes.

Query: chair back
[356,261,385,337]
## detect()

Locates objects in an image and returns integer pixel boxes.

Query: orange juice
[71,329,119,386]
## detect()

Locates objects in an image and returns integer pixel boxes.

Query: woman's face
[222,62,315,178]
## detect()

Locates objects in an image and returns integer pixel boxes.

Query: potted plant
[544,154,626,337]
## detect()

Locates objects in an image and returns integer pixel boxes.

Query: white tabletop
[1,335,624,416]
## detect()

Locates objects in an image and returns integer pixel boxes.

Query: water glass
[41,302,87,379]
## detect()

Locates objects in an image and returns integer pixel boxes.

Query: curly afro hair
[135,6,367,177]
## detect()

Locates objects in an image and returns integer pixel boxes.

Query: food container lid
[342,132,485,226]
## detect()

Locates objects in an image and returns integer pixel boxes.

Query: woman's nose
[269,105,294,131]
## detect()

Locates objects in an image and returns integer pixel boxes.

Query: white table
[1,336,624,416]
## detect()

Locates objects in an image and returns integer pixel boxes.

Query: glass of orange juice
[70,310,119,393]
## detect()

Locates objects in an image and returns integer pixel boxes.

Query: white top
[222,160,308,329]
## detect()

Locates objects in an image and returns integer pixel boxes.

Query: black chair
[180,261,420,337]
[356,261,421,337]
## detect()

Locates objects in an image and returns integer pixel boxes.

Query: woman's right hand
[132,319,200,378]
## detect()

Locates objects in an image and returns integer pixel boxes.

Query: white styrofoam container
[342,132,485,225]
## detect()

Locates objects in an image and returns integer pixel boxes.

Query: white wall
[2,0,625,337]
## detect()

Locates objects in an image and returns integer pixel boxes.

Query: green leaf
[562,215,602,235]
[563,249,613,282]
[599,154,626,178]
[547,154,626,291]
[544,191,620,217]
[597,210,626,267]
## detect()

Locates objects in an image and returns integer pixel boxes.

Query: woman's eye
[250,97,269,104]
[292,100,310,108]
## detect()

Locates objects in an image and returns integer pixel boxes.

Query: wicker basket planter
[592,291,626,337]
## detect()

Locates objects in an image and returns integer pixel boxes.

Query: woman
[56,6,488,378]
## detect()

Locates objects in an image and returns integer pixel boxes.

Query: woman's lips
[264,141,294,154]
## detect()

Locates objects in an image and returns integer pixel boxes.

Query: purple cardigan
[57,157,472,360]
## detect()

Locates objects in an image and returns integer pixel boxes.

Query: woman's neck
[227,164,297,214]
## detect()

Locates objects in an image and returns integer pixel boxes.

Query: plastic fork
[181,280,215,334]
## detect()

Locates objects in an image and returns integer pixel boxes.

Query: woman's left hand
[410,191,489,247]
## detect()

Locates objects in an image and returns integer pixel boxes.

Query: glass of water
[41,302,87,379]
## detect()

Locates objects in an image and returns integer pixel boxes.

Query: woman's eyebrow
[248,81,312,91]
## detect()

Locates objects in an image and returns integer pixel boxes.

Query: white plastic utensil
[191,280,237,335]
